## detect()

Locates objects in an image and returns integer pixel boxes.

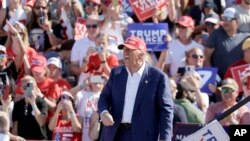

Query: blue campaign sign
[122,0,134,16]
[127,23,168,51]
[196,67,218,96]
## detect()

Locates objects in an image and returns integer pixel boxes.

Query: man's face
[123,47,144,70]
[177,25,193,40]
[33,0,48,17]
[86,19,99,38]
[222,17,238,33]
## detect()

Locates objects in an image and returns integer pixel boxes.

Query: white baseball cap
[47,57,62,69]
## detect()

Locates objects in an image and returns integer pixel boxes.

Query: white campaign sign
[182,120,229,141]
[197,70,212,88]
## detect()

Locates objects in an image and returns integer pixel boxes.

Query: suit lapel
[132,64,151,116]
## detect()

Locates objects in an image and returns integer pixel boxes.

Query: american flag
[54,133,61,141]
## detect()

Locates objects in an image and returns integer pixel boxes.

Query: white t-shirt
[0,133,9,141]
[75,90,101,141]
[70,37,95,67]
[165,39,204,76]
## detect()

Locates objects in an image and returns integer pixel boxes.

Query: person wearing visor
[98,36,173,141]
[205,78,250,125]
[49,91,82,141]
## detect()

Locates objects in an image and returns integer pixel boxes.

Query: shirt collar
[126,61,146,76]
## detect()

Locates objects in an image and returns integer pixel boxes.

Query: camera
[38,11,46,24]
[90,75,105,84]
[185,65,195,74]
[25,82,33,97]
[95,46,104,53]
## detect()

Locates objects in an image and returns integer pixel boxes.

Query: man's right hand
[101,112,114,126]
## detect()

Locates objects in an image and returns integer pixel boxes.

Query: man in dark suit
[98,36,173,141]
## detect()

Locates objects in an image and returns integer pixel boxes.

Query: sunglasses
[86,2,98,6]
[177,25,188,29]
[86,24,98,29]
[0,54,6,59]
[205,22,216,27]
[222,17,236,22]
[61,95,70,100]
[191,54,204,59]
[35,6,47,10]
[221,87,234,94]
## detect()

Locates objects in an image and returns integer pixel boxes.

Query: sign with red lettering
[231,64,250,92]
[128,0,167,22]
[74,17,87,40]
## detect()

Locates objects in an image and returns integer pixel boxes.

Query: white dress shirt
[121,62,146,123]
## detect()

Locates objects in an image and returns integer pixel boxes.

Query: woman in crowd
[49,91,82,141]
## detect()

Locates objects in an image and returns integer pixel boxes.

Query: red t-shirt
[86,53,119,75]
[224,59,246,79]
[56,79,72,91]
[52,115,82,141]
[16,77,61,100]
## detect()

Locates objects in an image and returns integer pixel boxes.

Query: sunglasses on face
[86,24,98,29]
[222,17,236,22]
[221,87,234,94]
[61,95,70,100]
[0,54,6,59]
[35,6,47,10]
[177,25,188,29]
[191,54,204,59]
[205,22,216,27]
[86,2,97,6]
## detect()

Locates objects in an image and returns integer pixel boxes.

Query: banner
[122,0,134,16]
[172,122,229,141]
[127,23,168,51]
[196,67,218,95]
[74,17,87,40]
[183,120,229,141]
[128,0,167,22]
[231,64,250,92]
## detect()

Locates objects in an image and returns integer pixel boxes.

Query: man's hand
[100,112,114,126]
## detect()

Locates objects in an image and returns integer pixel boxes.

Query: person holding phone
[73,72,106,141]
[49,91,82,141]
[29,0,64,53]
[12,75,48,140]
[84,33,119,77]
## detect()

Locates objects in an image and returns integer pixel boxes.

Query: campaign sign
[196,67,218,96]
[231,64,250,92]
[122,0,134,16]
[127,23,168,51]
[74,17,87,40]
[128,0,167,22]
[172,122,230,141]
[183,120,229,141]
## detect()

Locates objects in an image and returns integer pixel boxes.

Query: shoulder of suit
[111,65,126,75]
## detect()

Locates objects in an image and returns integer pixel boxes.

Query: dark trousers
[114,123,132,141]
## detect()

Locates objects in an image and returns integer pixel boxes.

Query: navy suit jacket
[98,64,173,141]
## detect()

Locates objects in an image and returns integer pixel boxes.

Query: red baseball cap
[177,16,195,29]
[118,36,146,52]
[31,55,47,73]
